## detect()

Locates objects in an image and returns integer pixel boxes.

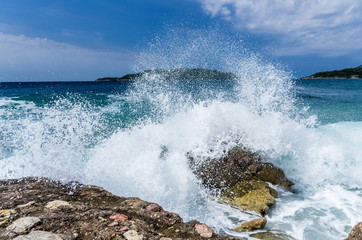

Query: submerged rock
[250,230,296,240]
[221,180,277,215]
[188,147,293,190]
[0,177,235,240]
[346,222,362,240]
[233,217,267,232]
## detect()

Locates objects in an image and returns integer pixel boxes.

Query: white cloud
[198,0,362,56]
[0,32,133,81]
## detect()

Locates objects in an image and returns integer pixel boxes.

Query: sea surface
[1,77,362,240]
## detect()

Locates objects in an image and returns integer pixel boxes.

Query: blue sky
[0,0,361,81]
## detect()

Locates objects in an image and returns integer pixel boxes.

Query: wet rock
[13,230,63,240]
[346,222,362,240]
[0,209,11,226]
[195,223,214,238]
[188,147,293,190]
[250,230,296,240]
[123,230,143,240]
[6,216,41,234]
[45,200,70,210]
[0,177,234,240]
[233,217,267,232]
[221,180,277,215]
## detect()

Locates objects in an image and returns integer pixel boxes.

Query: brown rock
[347,222,362,240]
[233,217,267,232]
[188,147,293,190]
[195,223,214,238]
[0,177,234,240]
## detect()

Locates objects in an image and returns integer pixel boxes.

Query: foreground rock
[346,222,362,240]
[0,177,236,240]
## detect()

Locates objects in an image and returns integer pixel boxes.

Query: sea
[1,77,362,240]
[1,30,362,239]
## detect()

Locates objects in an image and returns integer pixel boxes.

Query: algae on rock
[221,180,277,215]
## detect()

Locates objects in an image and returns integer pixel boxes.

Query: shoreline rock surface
[0,177,236,240]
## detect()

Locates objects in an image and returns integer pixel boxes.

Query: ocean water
[1,30,362,239]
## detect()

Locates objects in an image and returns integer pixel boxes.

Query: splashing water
[1,29,362,240]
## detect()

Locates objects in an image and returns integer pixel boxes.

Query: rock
[6,216,41,233]
[233,217,267,232]
[160,238,172,240]
[109,213,128,221]
[45,200,70,210]
[221,180,277,215]
[16,201,36,209]
[188,147,293,190]
[123,230,143,240]
[108,221,118,227]
[145,203,163,212]
[13,230,63,240]
[195,223,214,238]
[347,222,362,240]
[250,230,296,240]
[0,209,11,226]
[0,177,234,240]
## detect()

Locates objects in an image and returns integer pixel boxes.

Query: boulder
[346,222,362,240]
[233,217,267,232]
[221,180,277,215]
[188,147,293,190]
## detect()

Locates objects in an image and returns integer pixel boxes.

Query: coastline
[0,177,234,240]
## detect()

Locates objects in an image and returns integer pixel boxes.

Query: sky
[0,0,361,81]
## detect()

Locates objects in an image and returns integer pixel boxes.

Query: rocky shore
[0,177,236,240]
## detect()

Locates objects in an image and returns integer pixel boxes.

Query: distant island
[95,68,237,82]
[303,65,362,79]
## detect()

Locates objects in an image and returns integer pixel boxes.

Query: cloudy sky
[0,0,361,81]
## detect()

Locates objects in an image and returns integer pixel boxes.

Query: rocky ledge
[0,177,236,240]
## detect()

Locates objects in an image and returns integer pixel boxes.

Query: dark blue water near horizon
[2,78,362,124]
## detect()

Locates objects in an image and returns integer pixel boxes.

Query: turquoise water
[1,78,362,240]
